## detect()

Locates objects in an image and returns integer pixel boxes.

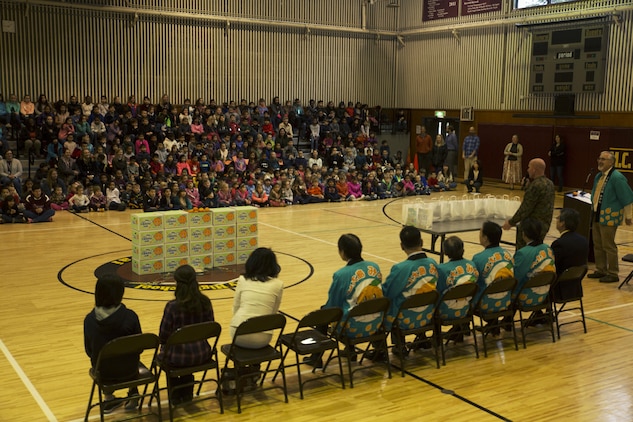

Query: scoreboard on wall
[529,25,608,94]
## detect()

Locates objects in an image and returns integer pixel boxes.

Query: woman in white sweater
[230,248,283,348]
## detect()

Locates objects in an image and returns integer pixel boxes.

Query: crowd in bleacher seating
[0,93,457,222]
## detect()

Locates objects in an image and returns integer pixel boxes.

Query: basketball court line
[0,339,58,422]
[258,221,399,264]
[71,212,132,241]
[393,363,511,421]
[585,316,633,333]
[324,208,402,227]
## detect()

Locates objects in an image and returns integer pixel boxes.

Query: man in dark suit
[551,208,589,299]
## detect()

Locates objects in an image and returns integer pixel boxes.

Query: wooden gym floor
[2,182,633,422]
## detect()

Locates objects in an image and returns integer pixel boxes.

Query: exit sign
[434,110,446,118]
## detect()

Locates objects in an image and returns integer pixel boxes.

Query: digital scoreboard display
[529,25,608,94]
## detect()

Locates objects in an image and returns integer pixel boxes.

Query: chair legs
[86,381,162,422]
[554,299,588,339]
[477,316,518,358]
[83,381,99,422]
[221,361,287,414]
[436,320,478,365]
[618,267,633,289]
[517,307,556,348]
[341,340,391,388]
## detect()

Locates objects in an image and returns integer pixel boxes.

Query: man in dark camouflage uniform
[503,158,555,250]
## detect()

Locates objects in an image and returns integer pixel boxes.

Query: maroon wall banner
[461,0,503,16]
[423,0,459,22]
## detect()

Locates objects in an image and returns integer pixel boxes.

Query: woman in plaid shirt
[159,265,215,405]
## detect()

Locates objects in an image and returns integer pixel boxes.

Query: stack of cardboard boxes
[131,206,258,275]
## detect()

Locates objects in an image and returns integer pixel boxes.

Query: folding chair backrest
[396,290,439,331]
[557,266,587,284]
[342,297,390,339]
[297,307,343,330]
[94,333,159,382]
[96,333,159,363]
[234,313,286,337]
[477,277,516,313]
[436,283,478,321]
[517,271,556,307]
[167,321,222,346]
[551,266,587,302]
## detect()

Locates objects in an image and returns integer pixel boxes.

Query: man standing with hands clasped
[587,151,633,283]
[462,126,480,180]
[503,158,555,250]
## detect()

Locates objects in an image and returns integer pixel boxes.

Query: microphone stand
[580,168,594,195]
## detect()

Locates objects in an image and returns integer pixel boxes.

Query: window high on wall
[515,0,579,9]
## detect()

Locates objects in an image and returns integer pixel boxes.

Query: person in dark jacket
[83,274,141,413]
[551,208,589,299]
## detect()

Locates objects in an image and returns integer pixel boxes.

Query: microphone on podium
[585,168,594,184]
[581,168,594,194]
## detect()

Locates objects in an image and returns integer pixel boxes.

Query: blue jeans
[24,208,55,222]
[550,165,564,190]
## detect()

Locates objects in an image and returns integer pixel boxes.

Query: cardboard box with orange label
[131,213,164,231]
[131,258,164,275]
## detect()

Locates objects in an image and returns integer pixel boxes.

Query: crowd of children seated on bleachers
[0,93,458,223]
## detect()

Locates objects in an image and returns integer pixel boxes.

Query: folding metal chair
[333,297,392,388]
[156,321,223,420]
[514,271,557,348]
[551,266,588,339]
[84,333,162,422]
[390,291,440,375]
[473,277,518,357]
[220,314,287,414]
[435,283,479,365]
[275,307,345,398]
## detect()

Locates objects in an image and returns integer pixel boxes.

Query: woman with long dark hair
[158,265,214,404]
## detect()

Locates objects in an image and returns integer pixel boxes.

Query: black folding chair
[514,271,557,348]
[220,314,287,414]
[155,321,223,420]
[618,254,633,289]
[275,307,345,398]
[551,266,588,339]
[435,283,479,365]
[333,297,392,388]
[390,291,440,375]
[473,277,518,357]
[84,333,162,422]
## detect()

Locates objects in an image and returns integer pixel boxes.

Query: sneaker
[391,346,409,358]
[364,349,388,362]
[102,398,123,414]
[338,348,357,362]
[410,334,432,350]
[599,275,619,283]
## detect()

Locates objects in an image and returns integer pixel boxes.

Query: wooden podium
[563,191,594,262]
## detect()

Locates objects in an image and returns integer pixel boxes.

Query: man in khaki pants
[588,151,633,283]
